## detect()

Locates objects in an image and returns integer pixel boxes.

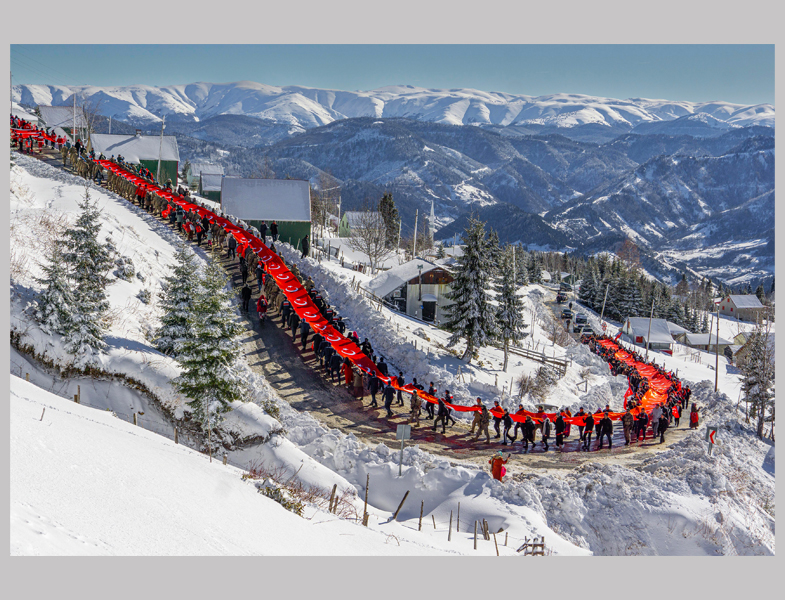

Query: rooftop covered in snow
[220,178,311,222]
[364,258,444,299]
[89,133,180,162]
[200,172,223,192]
[37,105,87,128]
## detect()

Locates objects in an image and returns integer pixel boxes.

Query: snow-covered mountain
[13,81,775,130]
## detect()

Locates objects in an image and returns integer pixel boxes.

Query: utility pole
[156,114,166,183]
[599,283,609,323]
[418,264,423,302]
[645,296,655,362]
[412,209,419,259]
[108,115,111,134]
[714,302,720,392]
[396,218,402,261]
[73,93,76,143]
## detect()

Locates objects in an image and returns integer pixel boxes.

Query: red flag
[614,331,622,341]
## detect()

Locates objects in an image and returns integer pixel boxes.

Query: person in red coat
[689,405,700,429]
[342,360,353,388]
[489,451,510,481]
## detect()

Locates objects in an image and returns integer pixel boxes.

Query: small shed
[719,295,764,321]
[220,178,311,246]
[339,211,383,238]
[199,172,223,202]
[89,133,180,185]
[187,161,224,188]
[621,317,675,354]
[365,259,454,323]
[734,333,775,368]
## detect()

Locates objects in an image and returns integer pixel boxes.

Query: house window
[635,336,643,343]
[730,307,733,312]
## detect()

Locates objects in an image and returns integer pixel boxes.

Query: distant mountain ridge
[13,81,775,132]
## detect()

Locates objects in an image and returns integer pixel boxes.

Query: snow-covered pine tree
[61,186,114,368]
[436,243,445,259]
[486,228,501,275]
[578,264,597,308]
[527,251,542,284]
[496,245,528,371]
[33,238,75,335]
[755,283,765,302]
[173,256,246,432]
[739,319,775,438]
[154,243,199,355]
[514,246,528,286]
[444,217,498,363]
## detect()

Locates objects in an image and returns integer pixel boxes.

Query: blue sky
[10,45,774,105]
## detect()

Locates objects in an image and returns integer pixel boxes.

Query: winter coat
[228,236,237,250]
[542,418,551,438]
[479,406,490,425]
[241,286,252,301]
[555,416,566,435]
[329,354,343,372]
[383,385,395,406]
[490,455,508,481]
[438,399,450,417]
[621,412,634,429]
[502,414,513,429]
[658,415,669,433]
[584,414,595,432]
[690,410,699,426]
[599,417,613,435]
[270,222,279,236]
[369,375,381,394]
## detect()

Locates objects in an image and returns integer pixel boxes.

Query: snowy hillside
[13,81,775,130]
[9,150,775,556]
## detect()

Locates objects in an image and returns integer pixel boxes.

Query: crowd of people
[12,115,703,464]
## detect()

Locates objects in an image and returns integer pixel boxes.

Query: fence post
[74,394,79,403]
[174,427,179,444]
[505,532,508,547]
[329,484,337,513]
[448,510,453,541]
[457,502,460,532]
[493,532,499,556]
[26,373,29,382]
[418,501,424,531]
[133,413,137,426]
[222,453,227,466]
[432,515,436,529]
[474,521,477,550]
[77,384,80,402]
[40,408,45,421]
[362,473,369,526]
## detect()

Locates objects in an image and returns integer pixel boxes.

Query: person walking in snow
[469,398,484,435]
[671,403,681,428]
[396,372,405,406]
[489,451,510,481]
[555,412,566,450]
[597,412,613,450]
[522,416,537,453]
[582,413,595,450]
[433,397,450,434]
[256,263,265,292]
[651,404,662,438]
[259,220,268,242]
[376,356,389,377]
[409,390,422,427]
[473,404,491,443]
[502,410,513,446]
[329,352,343,384]
[301,234,310,259]
[689,404,700,429]
[510,404,527,443]
[576,407,587,442]
[227,233,237,259]
[492,400,503,439]
[256,294,268,324]
[541,415,551,451]
[658,412,669,444]
[270,221,279,241]
[240,260,249,285]
[425,383,437,419]
[240,283,252,312]
[383,380,396,418]
[635,410,649,442]
[368,372,381,408]
[621,408,634,446]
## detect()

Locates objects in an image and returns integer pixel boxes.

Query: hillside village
[10,105,775,558]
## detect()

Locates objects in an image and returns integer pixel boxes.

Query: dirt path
[22,147,694,475]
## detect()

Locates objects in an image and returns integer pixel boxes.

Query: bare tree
[78,93,104,142]
[345,201,394,273]
[255,155,276,179]
[617,238,641,272]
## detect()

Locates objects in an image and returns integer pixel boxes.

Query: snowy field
[9,152,775,556]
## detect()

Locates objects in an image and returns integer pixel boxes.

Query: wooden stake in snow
[432,515,436,529]
[418,501,424,531]
[493,532,499,556]
[77,384,80,402]
[74,394,79,404]
[174,427,179,444]
[39,408,45,421]
[133,413,137,426]
[457,502,460,532]
[474,521,478,550]
[329,484,337,513]
[222,453,227,466]
[362,474,369,526]
[448,510,453,541]
[392,490,409,521]
[505,532,508,547]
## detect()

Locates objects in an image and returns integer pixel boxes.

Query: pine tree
[378,192,399,248]
[154,243,199,356]
[436,243,445,259]
[514,246,528,286]
[579,265,597,308]
[34,239,75,335]
[739,320,775,438]
[487,228,501,273]
[769,276,775,295]
[496,246,528,372]
[173,257,246,431]
[444,218,498,363]
[61,186,114,368]
[527,252,542,284]
[755,283,765,302]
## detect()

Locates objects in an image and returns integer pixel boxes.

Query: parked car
[573,321,587,333]
[579,326,597,338]
[561,309,574,320]
[556,292,567,303]
[559,282,573,291]
[574,313,588,325]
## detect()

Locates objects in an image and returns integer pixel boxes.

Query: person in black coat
[522,417,537,453]
[597,413,613,449]
[259,220,268,241]
[501,410,513,446]
[433,398,450,434]
[658,413,669,444]
[383,381,396,418]
[299,319,311,350]
[368,373,381,407]
[425,383,437,419]
[361,338,373,357]
[322,344,335,372]
[255,263,265,293]
[582,413,595,450]
[289,311,300,339]
[270,220,279,241]
[329,352,343,383]
[377,356,389,377]
[635,411,649,442]
[240,261,249,284]
[280,300,292,324]
[240,284,252,312]
[555,413,566,450]
[335,316,346,334]
[396,372,405,406]
[301,235,310,259]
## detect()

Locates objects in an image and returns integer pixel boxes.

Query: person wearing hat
[469,398,484,435]
[489,451,510,481]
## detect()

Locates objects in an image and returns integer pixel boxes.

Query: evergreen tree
[33,239,75,335]
[527,252,542,284]
[486,228,501,276]
[378,192,399,248]
[173,257,246,431]
[755,283,765,302]
[61,187,114,368]
[739,320,775,438]
[769,276,775,295]
[578,264,597,308]
[436,243,445,259]
[154,243,199,356]
[444,218,498,363]
[514,246,528,286]
[496,246,528,372]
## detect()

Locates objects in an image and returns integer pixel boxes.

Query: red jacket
[490,456,508,481]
